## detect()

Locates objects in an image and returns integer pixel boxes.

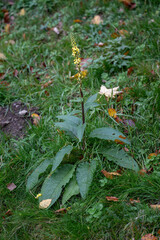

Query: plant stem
[80,86,85,124]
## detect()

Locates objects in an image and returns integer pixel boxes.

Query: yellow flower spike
[35,193,42,199]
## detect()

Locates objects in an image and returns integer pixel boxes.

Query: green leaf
[102,148,139,171]
[76,123,86,142]
[57,115,82,125]
[55,121,77,138]
[26,159,52,191]
[84,93,99,113]
[89,127,130,145]
[62,175,80,205]
[76,160,97,199]
[55,122,85,142]
[39,164,75,208]
[52,145,73,172]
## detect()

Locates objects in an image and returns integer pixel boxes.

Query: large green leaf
[76,160,97,199]
[102,148,139,171]
[54,121,77,138]
[26,159,52,191]
[56,115,82,125]
[39,164,75,208]
[89,127,130,145]
[52,145,73,172]
[62,175,80,205]
[55,121,85,142]
[84,93,99,113]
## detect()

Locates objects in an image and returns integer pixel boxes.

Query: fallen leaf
[0,53,7,61]
[13,69,18,77]
[98,30,102,34]
[111,32,120,39]
[101,169,121,179]
[127,67,134,76]
[39,199,52,209]
[108,108,117,118]
[31,113,41,126]
[129,198,140,204]
[23,33,26,40]
[0,73,5,79]
[141,233,158,240]
[52,27,60,35]
[124,50,129,56]
[55,208,67,214]
[150,205,160,210]
[157,229,160,236]
[41,80,53,89]
[44,90,50,96]
[99,85,123,99]
[91,15,103,25]
[119,29,129,36]
[0,81,9,86]
[5,24,10,33]
[35,193,42,199]
[73,19,82,23]
[119,0,136,10]
[148,153,157,159]
[114,116,123,123]
[5,209,13,216]
[7,183,16,191]
[8,40,15,45]
[106,196,119,202]
[4,12,10,23]
[19,8,25,16]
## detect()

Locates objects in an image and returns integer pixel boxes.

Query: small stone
[19,110,27,116]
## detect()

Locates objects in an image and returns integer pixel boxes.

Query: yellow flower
[74,58,81,65]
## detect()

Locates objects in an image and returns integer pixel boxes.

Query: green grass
[1,0,160,239]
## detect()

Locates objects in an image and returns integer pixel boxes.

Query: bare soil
[0,101,38,138]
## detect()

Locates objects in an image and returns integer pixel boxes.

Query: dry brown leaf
[108,108,117,118]
[0,53,7,61]
[41,80,53,89]
[148,153,157,159]
[150,205,160,210]
[31,113,40,126]
[106,196,119,202]
[101,169,121,179]
[5,23,10,33]
[39,199,52,209]
[139,169,147,176]
[119,29,129,36]
[19,8,25,16]
[141,233,158,240]
[91,15,103,25]
[73,19,82,23]
[111,32,120,39]
[55,208,67,214]
[129,198,140,204]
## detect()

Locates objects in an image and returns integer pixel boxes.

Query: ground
[0,0,160,240]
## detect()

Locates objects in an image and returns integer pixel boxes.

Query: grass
[0,0,160,239]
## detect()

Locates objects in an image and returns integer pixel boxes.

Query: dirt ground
[0,101,38,138]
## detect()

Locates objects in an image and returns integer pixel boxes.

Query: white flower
[99,85,122,98]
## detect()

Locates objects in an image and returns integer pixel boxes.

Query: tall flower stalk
[71,34,85,125]
[71,34,85,150]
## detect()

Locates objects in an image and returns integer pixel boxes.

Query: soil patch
[0,101,38,138]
